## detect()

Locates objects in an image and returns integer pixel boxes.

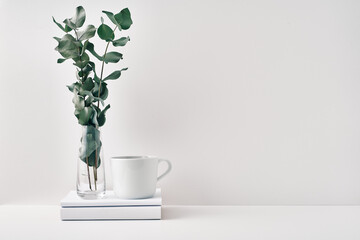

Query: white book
[61,206,161,220]
[61,189,161,207]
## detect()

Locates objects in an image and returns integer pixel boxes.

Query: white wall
[1,0,360,205]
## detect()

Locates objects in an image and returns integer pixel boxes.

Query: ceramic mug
[111,156,172,199]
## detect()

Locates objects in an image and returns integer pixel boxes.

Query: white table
[0,205,359,240]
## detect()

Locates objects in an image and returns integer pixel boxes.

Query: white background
[0,0,359,205]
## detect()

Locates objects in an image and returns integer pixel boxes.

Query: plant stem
[74,29,85,82]
[85,156,92,191]
[92,166,97,191]
[95,148,98,181]
[97,26,118,108]
[92,27,118,190]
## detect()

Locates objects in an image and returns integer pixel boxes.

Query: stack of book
[60,188,162,220]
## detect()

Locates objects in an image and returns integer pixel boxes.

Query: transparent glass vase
[77,125,106,199]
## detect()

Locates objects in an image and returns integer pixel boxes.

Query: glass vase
[76,125,106,199]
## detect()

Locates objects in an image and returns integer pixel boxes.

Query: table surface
[0,205,359,240]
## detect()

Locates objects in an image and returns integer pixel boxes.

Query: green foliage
[115,8,133,30]
[104,52,122,63]
[78,25,96,41]
[53,6,132,164]
[103,68,127,81]
[79,125,102,167]
[56,34,79,59]
[102,9,133,30]
[112,37,130,47]
[97,24,115,41]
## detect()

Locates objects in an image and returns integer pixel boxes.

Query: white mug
[111,156,172,199]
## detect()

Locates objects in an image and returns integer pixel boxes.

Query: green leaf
[64,25,72,32]
[67,82,80,92]
[72,92,85,111]
[52,17,70,32]
[79,126,101,165]
[88,62,100,84]
[104,52,122,63]
[114,8,133,30]
[103,68,127,81]
[112,37,130,47]
[78,25,96,41]
[102,11,121,28]
[94,72,100,83]
[73,52,90,69]
[71,6,86,28]
[90,109,99,128]
[80,90,104,106]
[93,82,108,100]
[63,18,77,30]
[84,62,93,72]
[86,42,103,61]
[88,61,96,72]
[56,34,79,59]
[80,64,92,79]
[57,58,66,63]
[82,77,94,91]
[81,40,88,55]
[53,37,61,42]
[97,24,114,41]
[78,106,94,125]
[98,104,110,127]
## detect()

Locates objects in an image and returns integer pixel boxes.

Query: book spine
[61,206,161,220]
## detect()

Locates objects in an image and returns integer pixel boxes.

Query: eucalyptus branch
[73,29,86,82]
[97,26,118,108]
[53,6,133,193]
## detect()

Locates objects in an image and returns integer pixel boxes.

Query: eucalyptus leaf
[56,34,79,59]
[57,58,66,63]
[103,68,127,81]
[72,92,85,111]
[73,52,90,69]
[82,77,95,91]
[91,111,99,127]
[88,62,100,83]
[81,40,88,55]
[79,126,101,161]
[80,90,105,106]
[93,71,100,83]
[67,82,80,92]
[78,106,94,125]
[93,82,108,100]
[52,17,71,32]
[112,37,130,47]
[81,64,92,79]
[97,24,114,41]
[63,18,77,30]
[88,61,96,74]
[104,52,122,63]
[64,25,72,32]
[53,37,61,42]
[71,6,86,28]
[86,42,103,61]
[102,11,121,28]
[74,108,81,119]
[98,104,110,127]
[114,8,133,30]
[78,25,96,41]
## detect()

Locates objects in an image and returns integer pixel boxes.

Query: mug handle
[157,159,172,181]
